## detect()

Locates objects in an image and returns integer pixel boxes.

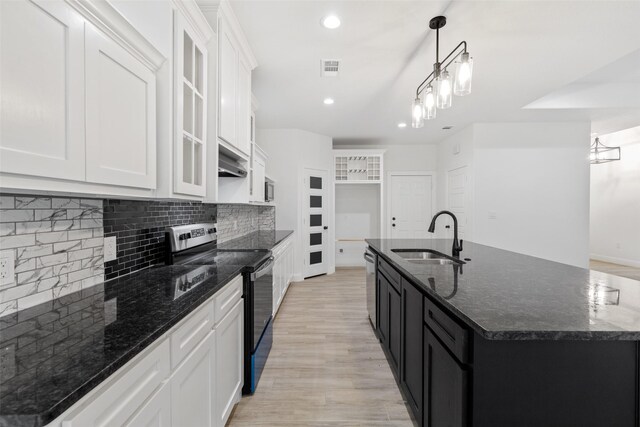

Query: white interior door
[446,166,469,239]
[390,174,433,239]
[303,169,329,278]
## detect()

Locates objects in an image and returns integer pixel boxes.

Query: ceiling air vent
[321,59,340,77]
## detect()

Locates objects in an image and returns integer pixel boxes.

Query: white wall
[473,122,591,268]
[335,184,380,267]
[436,123,591,268]
[590,126,640,267]
[258,129,334,280]
[336,144,438,238]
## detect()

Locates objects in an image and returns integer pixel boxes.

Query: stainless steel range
[165,223,274,395]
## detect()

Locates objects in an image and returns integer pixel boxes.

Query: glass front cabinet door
[174,11,208,197]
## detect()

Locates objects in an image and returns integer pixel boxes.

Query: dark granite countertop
[217,230,293,251]
[0,251,266,427]
[367,238,640,341]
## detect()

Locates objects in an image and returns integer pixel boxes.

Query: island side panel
[471,334,638,427]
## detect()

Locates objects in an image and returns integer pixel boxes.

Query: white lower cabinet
[125,382,171,427]
[272,234,295,315]
[171,330,217,427]
[52,275,244,427]
[215,300,244,427]
[61,339,171,427]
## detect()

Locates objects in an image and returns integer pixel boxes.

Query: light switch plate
[104,236,117,262]
[0,251,15,286]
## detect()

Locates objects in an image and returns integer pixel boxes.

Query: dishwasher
[364,249,377,329]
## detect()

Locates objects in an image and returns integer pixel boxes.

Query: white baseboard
[590,254,640,268]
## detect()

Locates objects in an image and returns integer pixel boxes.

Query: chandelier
[590,137,621,164]
[412,16,473,128]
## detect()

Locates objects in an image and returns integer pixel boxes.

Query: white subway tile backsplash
[34,209,67,221]
[68,248,93,262]
[0,210,34,223]
[53,241,82,253]
[35,231,68,245]
[0,234,35,249]
[68,229,93,240]
[0,223,15,237]
[0,195,105,314]
[0,196,15,209]
[17,244,52,259]
[52,198,80,209]
[15,197,51,209]
[16,220,53,234]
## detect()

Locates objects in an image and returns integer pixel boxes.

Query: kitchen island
[367,238,640,427]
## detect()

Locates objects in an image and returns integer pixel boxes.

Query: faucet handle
[459,239,464,251]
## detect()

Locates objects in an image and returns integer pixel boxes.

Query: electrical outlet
[0,251,15,286]
[104,236,117,262]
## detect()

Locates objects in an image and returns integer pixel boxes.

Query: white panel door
[303,169,329,278]
[446,166,469,239]
[390,174,433,239]
[171,330,216,427]
[85,23,156,189]
[0,0,85,180]
[215,300,243,427]
[217,16,238,147]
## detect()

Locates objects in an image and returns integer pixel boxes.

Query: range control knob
[179,232,191,241]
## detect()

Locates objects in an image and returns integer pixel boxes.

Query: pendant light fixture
[590,137,621,164]
[412,16,473,127]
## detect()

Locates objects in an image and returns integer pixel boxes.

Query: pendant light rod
[415,40,467,97]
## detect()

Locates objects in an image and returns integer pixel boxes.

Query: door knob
[323,226,328,230]
[392,224,396,227]
[392,217,396,220]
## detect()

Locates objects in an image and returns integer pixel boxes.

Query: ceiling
[231,0,640,145]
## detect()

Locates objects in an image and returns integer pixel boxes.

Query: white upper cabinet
[173,7,211,197]
[85,23,157,189]
[0,0,165,196]
[0,0,85,181]
[218,18,239,148]
[216,1,257,158]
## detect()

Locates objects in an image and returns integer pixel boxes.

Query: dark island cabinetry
[370,243,640,427]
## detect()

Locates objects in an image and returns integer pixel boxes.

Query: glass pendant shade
[412,98,424,128]
[454,52,473,96]
[422,85,436,120]
[436,70,452,109]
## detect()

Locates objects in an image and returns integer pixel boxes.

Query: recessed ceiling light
[398,122,407,128]
[321,15,341,29]
[442,126,453,130]
[323,98,334,105]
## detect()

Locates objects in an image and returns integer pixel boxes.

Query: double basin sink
[391,249,464,265]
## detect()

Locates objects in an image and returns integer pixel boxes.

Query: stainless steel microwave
[265,181,274,202]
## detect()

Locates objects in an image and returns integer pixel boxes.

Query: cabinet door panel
[388,285,401,374]
[85,24,156,189]
[124,382,171,427]
[377,272,389,344]
[236,57,251,155]
[171,330,216,427]
[424,326,467,427]
[0,0,85,180]
[402,279,423,421]
[254,156,266,202]
[218,17,238,146]
[215,300,243,427]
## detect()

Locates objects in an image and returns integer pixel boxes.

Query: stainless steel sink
[391,249,463,265]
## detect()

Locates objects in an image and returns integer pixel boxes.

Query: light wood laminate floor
[590,260,640,281]
[227,267,414,427]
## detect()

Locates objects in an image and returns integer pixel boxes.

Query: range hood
[218,153,247,177]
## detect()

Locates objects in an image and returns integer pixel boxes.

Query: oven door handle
[251,257,275,281]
